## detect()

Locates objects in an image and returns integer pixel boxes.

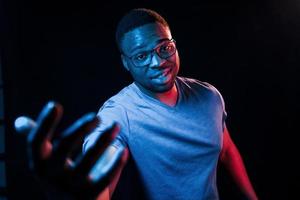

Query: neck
[137,83,178,107]
[155,84,178,107]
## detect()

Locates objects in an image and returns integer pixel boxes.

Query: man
[15,8,258,200]
[83,8,258,200]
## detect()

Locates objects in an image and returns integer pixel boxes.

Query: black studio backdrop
[2,0,299,199]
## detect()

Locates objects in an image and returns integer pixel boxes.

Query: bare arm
[219,126,258,200]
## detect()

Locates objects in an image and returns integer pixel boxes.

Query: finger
[27,101,63,161]
[88,147,128,197]
[107,147,129,195]
[72,123,119,176]
[14,116,37,135]
[74,146,127,199]
[52,113,99,164]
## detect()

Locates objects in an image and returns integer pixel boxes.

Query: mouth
[151,67,172,79]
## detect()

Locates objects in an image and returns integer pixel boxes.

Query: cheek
[175,52,180,66]
[170,53,180,73]
[168,52,179,66]
[129,68,147,81]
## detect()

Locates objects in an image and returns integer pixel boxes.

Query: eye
[133,52,149,61]
[160,43,175,52]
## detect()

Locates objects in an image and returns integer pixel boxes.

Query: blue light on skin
[14,116,37,134]
[120,22,180,95]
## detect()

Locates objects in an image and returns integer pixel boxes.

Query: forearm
[221,144,258,200]
[220,127,258,200]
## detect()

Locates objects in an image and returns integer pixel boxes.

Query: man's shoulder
[177,76,226,112]
[177,76,218,93]
[100,83,136,109]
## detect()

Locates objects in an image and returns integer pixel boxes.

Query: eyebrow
[130,38,171,55]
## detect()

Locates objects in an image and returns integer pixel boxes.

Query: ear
[121,54,129,71]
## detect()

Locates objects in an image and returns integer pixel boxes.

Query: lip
[150,67,172,79]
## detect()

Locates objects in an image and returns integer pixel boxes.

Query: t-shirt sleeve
[218,90,228,129]
[82,100,129,154]
[213,86,227,123]
[201,81,228,129]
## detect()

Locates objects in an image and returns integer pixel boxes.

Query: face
[120,22,180,94]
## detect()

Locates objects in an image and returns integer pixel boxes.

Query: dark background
[1,0,299,199]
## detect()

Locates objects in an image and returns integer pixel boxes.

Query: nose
[148,52,166,68]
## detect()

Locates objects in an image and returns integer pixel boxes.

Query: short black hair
[115,8,169,51]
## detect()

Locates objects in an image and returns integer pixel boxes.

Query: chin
[152,81,175,93]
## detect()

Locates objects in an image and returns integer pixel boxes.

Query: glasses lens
[131,40,176,67]
[132,52,151,67]
[158,41,176,58]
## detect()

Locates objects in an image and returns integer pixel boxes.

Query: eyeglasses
[123,38,177,68]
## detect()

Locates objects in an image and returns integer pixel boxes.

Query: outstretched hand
[14,101,127,199]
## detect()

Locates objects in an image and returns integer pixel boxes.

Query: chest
[126,97,224,163]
